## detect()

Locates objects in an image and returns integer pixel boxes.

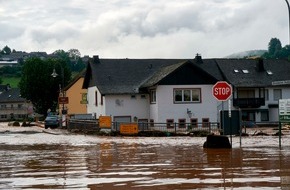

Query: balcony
[233,98,265,108]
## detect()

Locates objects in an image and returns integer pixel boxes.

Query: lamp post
[285,0,290,44]
[51,66,66,127]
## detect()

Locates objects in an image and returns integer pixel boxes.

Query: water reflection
[0,138,290,189]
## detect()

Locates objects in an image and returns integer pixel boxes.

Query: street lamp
[51,66,67,127]
[285,0,290,44]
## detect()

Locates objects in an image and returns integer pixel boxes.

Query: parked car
[44,115,60,129]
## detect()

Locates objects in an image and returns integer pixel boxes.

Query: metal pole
[61,66,64,114]
[51,64,65,128]
[285,0,290,44]
[222,101,224,135]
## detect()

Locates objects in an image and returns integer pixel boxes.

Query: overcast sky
[0,0,288,58]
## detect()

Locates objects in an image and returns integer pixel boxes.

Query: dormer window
[242,69,249,74]
[267,70,273,75]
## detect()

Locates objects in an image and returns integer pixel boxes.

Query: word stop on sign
[214,87,231,95]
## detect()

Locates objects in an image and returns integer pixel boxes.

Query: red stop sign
[212,81,232,101]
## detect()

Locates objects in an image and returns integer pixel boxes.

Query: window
[261,111,269,121]
[264,89,269,101]
[141,94,146,99]
[81,93,88,104]
[266,70,273,75]
[273,89,282,101]
[18,114,26,119]
[178,119,186,128]
[95,91,98,106]
[202,118,209,128]
[150,119,154,128]
[166,119,174,128]
[150,90,156,103]
[190,118,198,128]
[174,89,201,103]
[242,69,249,74]
[131,95,136,99]
[238,89,255,98]
[18,104,23,108]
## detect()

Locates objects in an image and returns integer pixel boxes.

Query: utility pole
[285,0,290,44]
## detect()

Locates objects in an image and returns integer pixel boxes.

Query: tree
[52,49,85,72]
[262,38,290,59]
[68,49,81,60]
[1,45,12,55]
[268,38,282,56]
[19,57,71,115]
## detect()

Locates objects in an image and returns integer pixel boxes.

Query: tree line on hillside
[0,47,86,77]
[262,38,290,59]
[0,46,86,114]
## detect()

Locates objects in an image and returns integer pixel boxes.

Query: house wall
[87,85,218,123]
[105,94,149,121]
[65,77,87,115]
[0,101,33,121]
[149,103,158,122]
[87,86,105,117]
[87,87,150,120]
[266,87,290,122]
[231,87,289,123]
[152,85,218,123]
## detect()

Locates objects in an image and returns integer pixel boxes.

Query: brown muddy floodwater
[0,130,290,189]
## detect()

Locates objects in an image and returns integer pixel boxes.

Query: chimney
[93,55,100,64]
[256,58,265,72]
[195,53,203,64]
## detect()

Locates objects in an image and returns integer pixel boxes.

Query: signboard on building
[58,97,69,104]
[99,116,112,128]
[279,99,290,122]
[120,123,138,135]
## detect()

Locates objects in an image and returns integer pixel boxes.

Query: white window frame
[174,88,201,103]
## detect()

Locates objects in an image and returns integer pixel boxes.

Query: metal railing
[67,119,98,133]
[67,119,221,135]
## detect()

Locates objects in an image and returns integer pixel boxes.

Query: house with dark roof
[83,54,290,130]
[216,58,290,124]
[83,55,224,130]
[0,88,33,121]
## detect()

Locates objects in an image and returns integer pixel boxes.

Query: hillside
[225,50,267,58]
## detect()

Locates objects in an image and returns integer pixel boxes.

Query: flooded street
[0,127,290,189]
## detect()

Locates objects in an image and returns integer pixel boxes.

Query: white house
[83,55,223,129]
[83,55,290,131]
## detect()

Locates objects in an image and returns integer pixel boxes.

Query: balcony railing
[233,98,265,108]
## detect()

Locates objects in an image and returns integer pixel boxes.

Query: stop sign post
[213,81,233,144]
[212,81,232,101]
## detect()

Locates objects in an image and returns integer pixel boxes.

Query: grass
[1,72,79,89]
[2,77,21,88]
